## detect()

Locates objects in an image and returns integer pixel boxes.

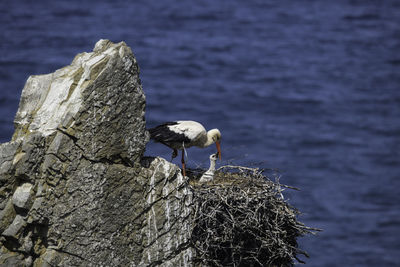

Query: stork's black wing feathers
[148,122,191,146]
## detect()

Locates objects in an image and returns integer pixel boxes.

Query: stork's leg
[181,149,186,177]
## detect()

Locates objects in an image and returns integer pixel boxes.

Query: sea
[1,0,399,266]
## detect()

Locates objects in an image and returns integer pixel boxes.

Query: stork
[199,152,218,183]
[148,121,221,177]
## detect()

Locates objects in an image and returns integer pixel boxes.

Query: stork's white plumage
[149,120,222,177]
[199,153,218,183]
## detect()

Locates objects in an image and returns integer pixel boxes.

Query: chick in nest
[199,152,218,183]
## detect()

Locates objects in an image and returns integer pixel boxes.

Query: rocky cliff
[0,40,314,267]
[0,40,193,266]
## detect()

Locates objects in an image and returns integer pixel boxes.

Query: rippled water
[1,0,399,266]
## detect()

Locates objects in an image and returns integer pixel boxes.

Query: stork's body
[149,121,221,177]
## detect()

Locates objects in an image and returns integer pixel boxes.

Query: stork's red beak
[216,141,221,160]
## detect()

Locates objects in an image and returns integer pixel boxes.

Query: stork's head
[208,129,222,160]
[210,152,218,161]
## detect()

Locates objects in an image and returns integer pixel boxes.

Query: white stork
[149,121,221,177]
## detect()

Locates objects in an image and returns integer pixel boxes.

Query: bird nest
[188,166,319,267]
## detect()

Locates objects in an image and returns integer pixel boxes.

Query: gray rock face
[12,39,148,163]
[2,215,26,238]
[12,183,34,210]
[139,158,193,266]
[0,40,193,266]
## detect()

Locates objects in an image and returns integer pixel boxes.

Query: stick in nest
[190,164,319,266]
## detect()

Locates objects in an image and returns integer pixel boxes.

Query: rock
[139,157,193,266]
[2,215,26,239]
[21,232,33,253]
[0,141,20,212]
[0,251,25,267]
[0,141,20,177]
[12,183,34,211]
[12,39,148,163]
[0,200,16,234]
[0,40,193,266]
[24,256,33,267]
[33,249,61,267]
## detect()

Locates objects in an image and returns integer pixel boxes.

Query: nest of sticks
[188,165,319,267]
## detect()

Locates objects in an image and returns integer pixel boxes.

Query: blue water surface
[1,0,399,266]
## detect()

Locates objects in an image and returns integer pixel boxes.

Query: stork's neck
[209,158,216,171]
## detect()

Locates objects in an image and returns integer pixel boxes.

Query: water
[1,0,399,265]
